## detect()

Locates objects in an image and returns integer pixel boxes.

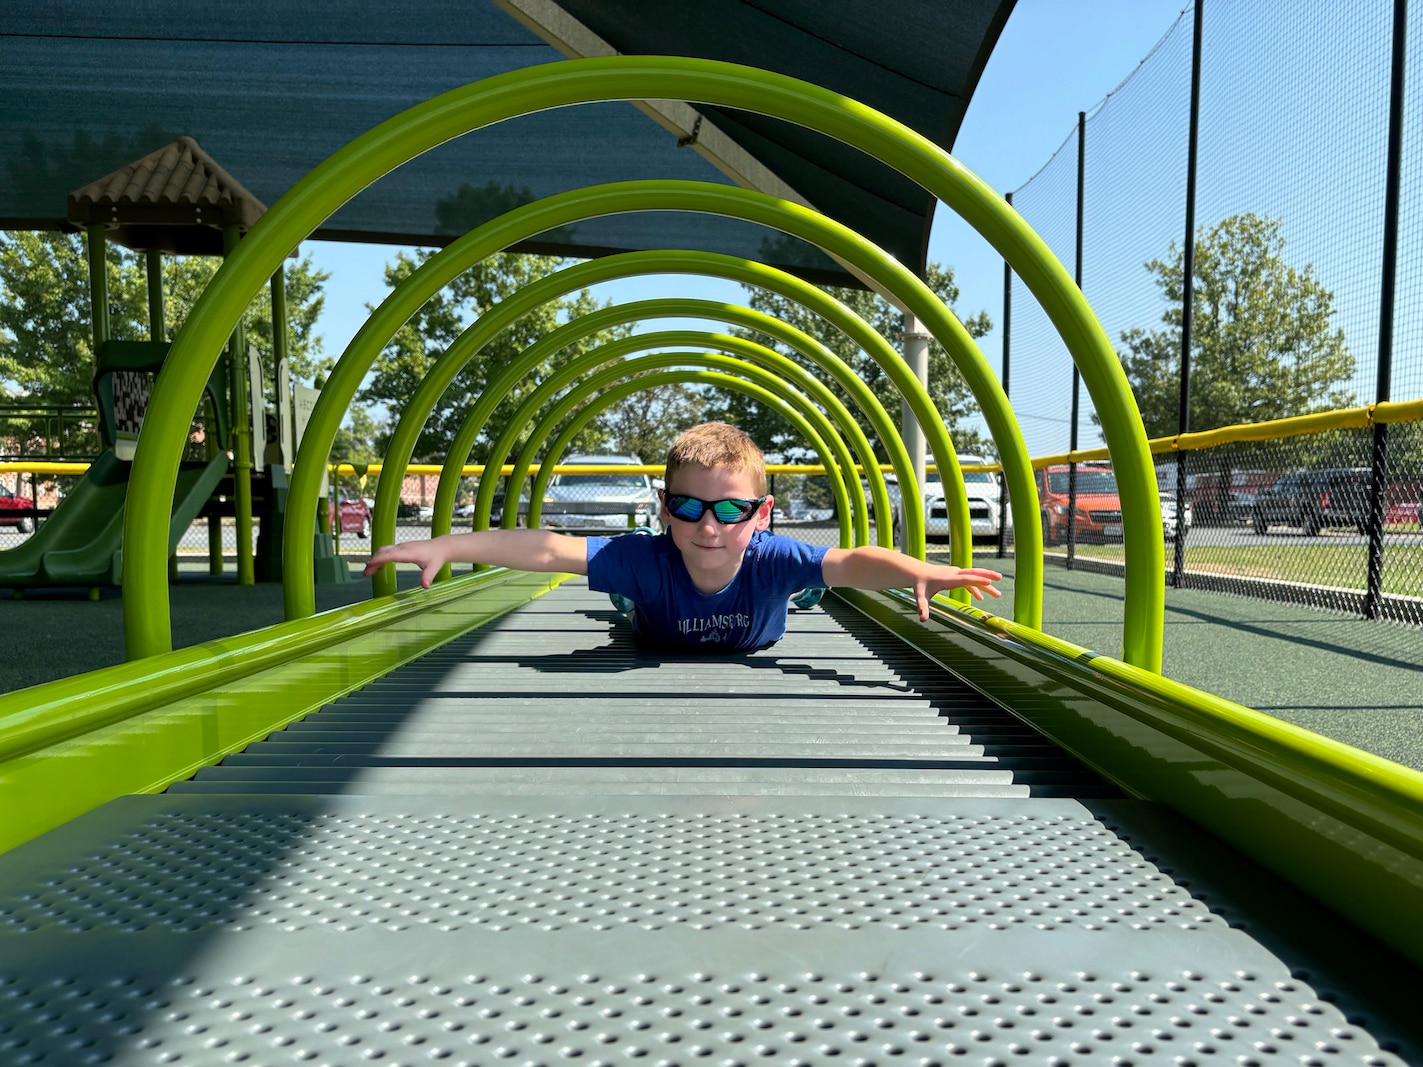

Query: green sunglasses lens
[712,498,757,522]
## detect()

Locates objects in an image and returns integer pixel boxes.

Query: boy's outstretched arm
[821,545,1002,622]
[363,529,589,589]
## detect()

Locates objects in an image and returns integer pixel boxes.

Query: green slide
[0,450,230,589]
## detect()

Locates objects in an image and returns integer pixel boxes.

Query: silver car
[542,453,662,533]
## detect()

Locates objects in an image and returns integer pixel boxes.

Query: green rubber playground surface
[976,555,1423,772]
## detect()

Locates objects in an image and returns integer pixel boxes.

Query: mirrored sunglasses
[663,493,767,525]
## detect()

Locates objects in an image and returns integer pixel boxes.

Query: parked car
[0,483,36,533]
[329,495,371,538]
[1160,491,1194,538]
[1036,464,1123,544]
[890,457,1009,545]
[1251,467,1372,536]
[542,454,661,533]
[1227,470,1278,522]
[1385,500,1421,526]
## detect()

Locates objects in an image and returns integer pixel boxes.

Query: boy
[364,422,1001,653]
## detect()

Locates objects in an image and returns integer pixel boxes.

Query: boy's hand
[914,565,1003,621]
[823,546,1002,622]
[363,538,450,589]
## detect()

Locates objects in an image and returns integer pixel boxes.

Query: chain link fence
[1041,415,1423,629]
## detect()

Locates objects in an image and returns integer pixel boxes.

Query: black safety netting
[1005,130,1078,462]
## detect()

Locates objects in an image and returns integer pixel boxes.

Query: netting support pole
[223,225,255,586]
[902,312,930,528]
[1066,110,1086,568]
[85,225,109,374]
[1173,0,1205,590]
[998,191,1013,560]
[1366,0,1408,620]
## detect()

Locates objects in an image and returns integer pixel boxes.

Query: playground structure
[0,137,358,591]
[1,46,1422,1064]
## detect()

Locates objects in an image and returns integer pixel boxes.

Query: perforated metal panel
[0,797,1219,935]
[0,929,1407,1066]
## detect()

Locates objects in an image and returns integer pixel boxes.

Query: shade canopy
[1,0,1014,283]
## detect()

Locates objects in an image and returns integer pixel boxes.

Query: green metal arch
[281,181,981,616]
[362,250,968,603]
[482,349,861,552]
[281,220,962,618]
[430,298,915,559]
[518,368,852,551]
[465,334,881,545]
[126,57,1158,668]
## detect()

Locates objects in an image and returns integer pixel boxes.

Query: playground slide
[0,450,230,588]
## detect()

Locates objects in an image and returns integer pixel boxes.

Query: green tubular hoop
[365,250,965,600]
[280,185,991,625]
[430,298,914,558]
[126,58,1155,667]
[487,350,859,549]
[519,369,850,550]
[465,335,878,545]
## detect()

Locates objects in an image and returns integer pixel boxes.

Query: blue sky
[304,0,1192,447]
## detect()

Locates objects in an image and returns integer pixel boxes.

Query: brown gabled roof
[66,136,267,254]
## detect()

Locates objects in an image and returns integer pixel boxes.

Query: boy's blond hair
[664,422,767,495]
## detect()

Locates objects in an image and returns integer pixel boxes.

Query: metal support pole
[902,311,930,551]
[85,225,109,371]
[1366,0,1408,620]
[1066,111,1085,568]
[224,226,255,585]
[271,266,291,467]
[145,250,165,341]
[997,192,1013,560]
[1174,0,1205,590]
[146,250,179,579]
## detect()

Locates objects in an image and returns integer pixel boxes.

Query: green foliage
[358,251,634,462]
[1116,213,1357,438]
[709,262,993,461]
[597,379,709,464]
[0,230,330,403]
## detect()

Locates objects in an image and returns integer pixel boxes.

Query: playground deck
[3,556,1420,773]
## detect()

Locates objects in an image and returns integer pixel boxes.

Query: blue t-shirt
[585,530,828,653]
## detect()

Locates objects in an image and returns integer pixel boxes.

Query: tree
[0,230,330,403]
[598,379,709,463]
[358,250,635,463]
[708,261,993,464]
[330,406,385,498]
[1116,213,1356,438]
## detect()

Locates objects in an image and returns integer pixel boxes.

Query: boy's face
[661,462,772,592]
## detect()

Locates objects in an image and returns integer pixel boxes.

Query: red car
[1036,465,1122,543]
[0,483,36,533]
[329,496,371,538]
